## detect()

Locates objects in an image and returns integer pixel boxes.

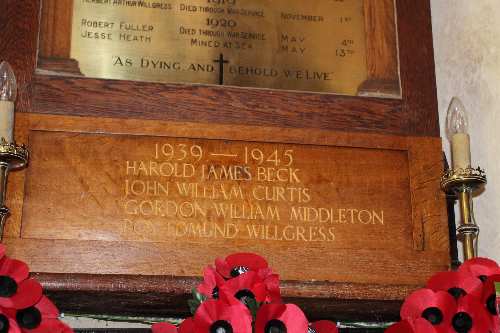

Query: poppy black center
[212,286,219,299]
[452,312,473,333]
[230,266,249,277]
[265,319,287,333]
[486,293,498,315]
[210,320,233,333]
[448,287,466,299]
[0,276,17,298]
[478,275,488,282]
[16,307,42,329]
[422,307,443,325]
[234,289,255,306]
[0,314,9,333]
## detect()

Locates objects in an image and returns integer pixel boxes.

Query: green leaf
[188,288,208,315]
[245,298,260,320]
[193,288,207,302]
[187,299,199,315]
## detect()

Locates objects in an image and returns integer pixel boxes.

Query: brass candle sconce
[0,62,29,239]
[441,97,486,261]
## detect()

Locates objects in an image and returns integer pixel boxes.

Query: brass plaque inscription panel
[23,131,412,251]
[71,0,368,95]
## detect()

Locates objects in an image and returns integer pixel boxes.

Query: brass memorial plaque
[71,0,368,95]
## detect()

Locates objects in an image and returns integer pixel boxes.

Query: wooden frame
[4,112,448,321]
[0,0,443,321]
[0,0,438,138]
[36,0,400,98]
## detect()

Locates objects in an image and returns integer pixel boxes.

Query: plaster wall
[431,0,500,261]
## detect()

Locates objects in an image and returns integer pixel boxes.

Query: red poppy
[255,303,308,333]
[256,268,274,281]
[216,253,268,279]
[198,267,226,299]
[10,295,62,333]
[0,308,21,333]
[0,256,43,309]
[220,271,267,306]
[478,275,500,331]
[448,294,494,333]
[426,271,482,299]
[152,322,177,333]
[179,318,194,333]
[400,289,455,331]
[310,320,338,333]
[260,273,281,304]
[385,319,437,333]
[458,258,500,282]
[193,294,252,333]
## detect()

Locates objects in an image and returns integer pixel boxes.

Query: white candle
[446,97,471,171]
[0,101,13,143]
[451,133,471,170]
[0,62,16,144]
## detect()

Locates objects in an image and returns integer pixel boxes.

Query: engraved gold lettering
[175,183,244,200]
[252,185,310,203]
[124,199,206,218]
[120,139,387,244]
[256,167,301,183]
[126,161,195,178]
[296,226,307,241]
[125,179,169,196]
[373,211,384,225]
[212,202,279,220]
[246,224,264,239]
[283,225,295,241]
[167,221,239,239]
[290,207,385,225]
[202,164,252,181]
[244,224,335,242]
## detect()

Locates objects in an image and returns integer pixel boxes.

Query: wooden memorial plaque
[0,0,447,321]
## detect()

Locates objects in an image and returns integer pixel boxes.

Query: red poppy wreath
[152,253,339,333]
[0,245,497,333]
[387,257,500,333]
[0,245,72,333]
[152,253,500,333]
